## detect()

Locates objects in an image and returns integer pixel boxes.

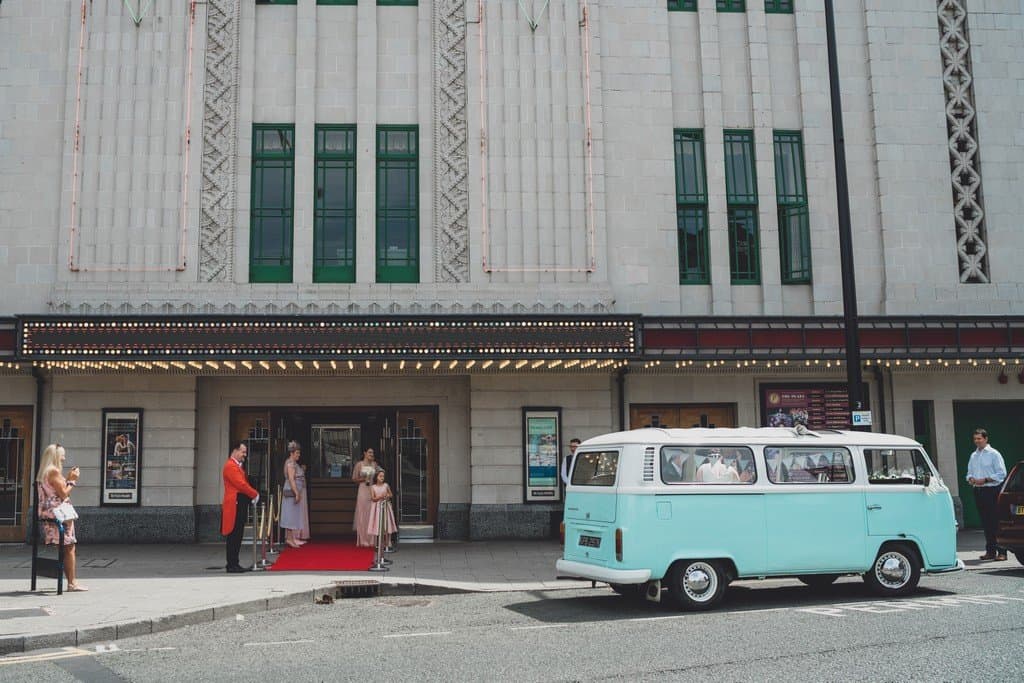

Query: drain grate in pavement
[81,558,117,568]
[0,607,52,620]
[334,580,380,599]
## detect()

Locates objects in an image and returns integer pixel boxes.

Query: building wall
[468,373,615,539]
[44,375,198,542]
[1,1,1017,317]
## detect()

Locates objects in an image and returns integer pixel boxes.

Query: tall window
[314,125,356,283]
[724,130,760,284]
[668,0,697,10]
[674,130,710,284]
[376,126,419,283]
[249,125,295,283]
[717,0,746,11]
[773,131,812,284]
[764,0,794,13]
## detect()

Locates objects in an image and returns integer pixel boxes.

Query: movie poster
[523,408,561,503]
[761,384,861,431]
[101,409,142,505]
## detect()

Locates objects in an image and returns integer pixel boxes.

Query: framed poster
[523,407,561,503]
[101,408,142,506]
[760,384,868,431]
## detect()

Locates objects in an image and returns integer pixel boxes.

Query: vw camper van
[556,427,963,610]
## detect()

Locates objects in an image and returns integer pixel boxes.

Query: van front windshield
[571,451,619,487]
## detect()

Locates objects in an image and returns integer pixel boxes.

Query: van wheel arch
[664,558,734,611]
[864,541,922,597]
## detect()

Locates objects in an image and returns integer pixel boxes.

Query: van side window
[765,446,854,484]
[865,449,931,485]
[660,446,756,485]
[571,451,619,487]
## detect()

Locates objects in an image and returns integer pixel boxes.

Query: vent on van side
[643,447,655,481]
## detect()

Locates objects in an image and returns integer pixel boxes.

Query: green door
[952,402,1024,528]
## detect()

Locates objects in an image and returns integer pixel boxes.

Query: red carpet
[269,541,376,572]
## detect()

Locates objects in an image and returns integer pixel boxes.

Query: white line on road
[243,639,315,647]
[628,606,790,623]
[509,624,568,631]
[0,647,93,667]
[382,631,452,639]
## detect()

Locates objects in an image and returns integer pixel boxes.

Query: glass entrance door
[0,409,33,543]
[395,411,436,526]
[310,425,360,480]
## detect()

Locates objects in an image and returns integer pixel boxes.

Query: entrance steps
[398,524,434,543]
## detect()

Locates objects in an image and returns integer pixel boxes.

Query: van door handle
[867,504,882,510]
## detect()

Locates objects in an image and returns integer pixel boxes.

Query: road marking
[243,639,315,647]
[509,624,567,631]
[382,631,451,639]
[95,643,120,653]
[627,606,790,623]
[0,647,93,667]
[797,593,1024,618]
[114,647,178,654]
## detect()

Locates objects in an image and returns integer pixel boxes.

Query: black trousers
[974,486,1004,554]
[225,495,248,569]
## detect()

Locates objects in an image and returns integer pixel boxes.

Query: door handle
[867,504,882,510]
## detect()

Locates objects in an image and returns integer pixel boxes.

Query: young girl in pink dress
[366,470,397,543]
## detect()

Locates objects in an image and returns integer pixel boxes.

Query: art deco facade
[1,0,1022,542]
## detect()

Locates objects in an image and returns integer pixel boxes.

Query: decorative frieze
[937,0,989,283]
[199,0,241,282]
[433,0,471,283]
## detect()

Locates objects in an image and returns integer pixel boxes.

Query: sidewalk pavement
[0,531,1018,655]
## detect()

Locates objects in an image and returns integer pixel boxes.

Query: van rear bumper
[925,559,965,575]
[556,559,651,584]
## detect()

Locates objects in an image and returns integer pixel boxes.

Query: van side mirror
[922,473,931,488]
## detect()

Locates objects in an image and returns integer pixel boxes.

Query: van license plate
[579,535,601,548]
[1015,505,1024,516]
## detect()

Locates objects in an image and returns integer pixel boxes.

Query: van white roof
[581,427,921,449]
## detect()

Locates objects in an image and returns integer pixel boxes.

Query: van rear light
[615,528,623,562]
[560,521,565,546]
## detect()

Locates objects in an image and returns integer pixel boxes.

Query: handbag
[52,501,79,522]
[282,485,295,498]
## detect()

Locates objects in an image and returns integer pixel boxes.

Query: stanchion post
[368,500,389,572]
[384,498,396,554]
[250,500,260,572]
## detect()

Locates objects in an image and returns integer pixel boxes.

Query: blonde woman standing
[36,444,86,591]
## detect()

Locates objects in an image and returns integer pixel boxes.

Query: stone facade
[2,1,1023,540]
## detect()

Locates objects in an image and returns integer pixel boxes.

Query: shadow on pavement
[503,581,958,623]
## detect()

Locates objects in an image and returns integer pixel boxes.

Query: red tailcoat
[221,457,258,536]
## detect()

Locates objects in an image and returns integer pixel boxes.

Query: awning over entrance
[642,316,1024,365]
[17,315,639,362]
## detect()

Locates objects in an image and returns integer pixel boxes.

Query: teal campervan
[556,428,963,610]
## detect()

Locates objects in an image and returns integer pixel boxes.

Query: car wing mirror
[922,473,931,488]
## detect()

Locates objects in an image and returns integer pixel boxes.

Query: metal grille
[643,447,655,482]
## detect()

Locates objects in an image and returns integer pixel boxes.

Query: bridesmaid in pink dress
[367,470,397,543]
[351,448,380,547]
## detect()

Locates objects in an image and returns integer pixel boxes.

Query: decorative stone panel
[199,0,242,282]
[937,0,989,283]
[433,0,470,282]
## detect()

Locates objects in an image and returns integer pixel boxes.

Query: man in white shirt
[966,428,1008,561]
[560,438,582,486]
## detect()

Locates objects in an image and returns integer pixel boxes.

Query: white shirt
[560,449,577,486]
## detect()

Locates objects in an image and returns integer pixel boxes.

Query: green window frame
[673,129,710,284]
[318,0,357,5]
[249,124,295,283]
[774,130,812,284]
[377,0,418,6]
[314,125,357,283]
[255,1,297,5]
[724,130,760,284]
[376,125,419,283]
[717,0,746,11]
[668,0,697,10]
[764,0,794,13]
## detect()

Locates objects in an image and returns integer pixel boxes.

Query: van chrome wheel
[864,543,921,597]
[666,560,727,611]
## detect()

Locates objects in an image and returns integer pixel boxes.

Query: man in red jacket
[222,442,259,573]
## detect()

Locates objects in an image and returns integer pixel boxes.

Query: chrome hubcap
[876,552,910,588]
[682,562,717,602]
